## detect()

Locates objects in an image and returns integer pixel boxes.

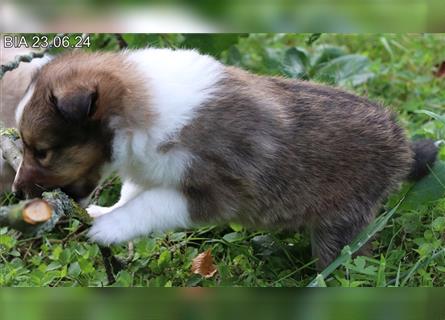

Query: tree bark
[0,127,21,171]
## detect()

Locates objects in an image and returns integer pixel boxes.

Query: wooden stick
[0,189,92,236]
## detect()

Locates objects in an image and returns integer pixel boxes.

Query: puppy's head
[12,52,126,201]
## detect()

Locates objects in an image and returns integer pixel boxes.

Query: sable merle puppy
[12,49,437,269]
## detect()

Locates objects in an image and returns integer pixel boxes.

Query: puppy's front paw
[87,213,130,245]
[86,205,114,218]
[88,209,140,245]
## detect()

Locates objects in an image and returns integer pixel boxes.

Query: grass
[1,33,445,287]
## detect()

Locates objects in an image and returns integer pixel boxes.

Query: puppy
[12,48,437,269]
[0,41,50,194]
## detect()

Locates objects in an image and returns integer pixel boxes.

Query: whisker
[34,183,46,191]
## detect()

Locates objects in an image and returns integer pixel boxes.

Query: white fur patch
[15,83,35,125]
[126,48,223,139]
[111,49,223,187]
[88,188,191,244]
[11,160,22,192]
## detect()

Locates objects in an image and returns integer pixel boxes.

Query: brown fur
[179,67,414,269]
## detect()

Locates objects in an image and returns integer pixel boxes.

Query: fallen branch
[0,199,51,230]
[0,189,91,236]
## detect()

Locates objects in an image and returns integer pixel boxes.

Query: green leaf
[229,223,243,232]
[114,270,133,287]
[282,47,309,78]
[68,262,81,277]
[313,274,327,287]
[169,232,187,242]
[226,46,242,66]
[380,37,394,59]
[0,234,16,251]
[46,262,62,272]
[432,217,445,232]
[315,54,374,86]
[157,250,171,268]
[311,45,347,67]
[223,232,243,243]
[50,245,63,261]
[376,255,387,287]
[58,249,72,265]
[251,234,279,257]
[416,110,445,124]
[349,256,377,276]
[261,47,285,74]
[401,161,445,211]
[79,259,95,274]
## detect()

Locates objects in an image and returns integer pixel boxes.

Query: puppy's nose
[12,182,25,200]
[12,180,44,199]
[13,189,25,200]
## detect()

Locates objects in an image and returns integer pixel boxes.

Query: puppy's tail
[407,139,439,181]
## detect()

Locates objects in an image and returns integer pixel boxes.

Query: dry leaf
[191,250,218,278]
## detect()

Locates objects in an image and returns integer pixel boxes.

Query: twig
[126,241,135,263]
[99,246,126,285]
[0,33,65,79]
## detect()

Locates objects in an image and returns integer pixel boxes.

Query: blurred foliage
[1,288,444,320]
[1,33,445,287]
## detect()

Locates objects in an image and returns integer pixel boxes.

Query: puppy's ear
[53,90,98,122]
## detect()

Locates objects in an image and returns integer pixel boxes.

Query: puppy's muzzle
[12,164,49,199]
[12,179,47,200]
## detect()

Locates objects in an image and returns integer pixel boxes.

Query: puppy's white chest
[113,130,191,188]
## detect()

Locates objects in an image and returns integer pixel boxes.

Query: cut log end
[22,200,53,224]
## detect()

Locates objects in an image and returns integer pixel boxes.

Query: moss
[0,127,19,140]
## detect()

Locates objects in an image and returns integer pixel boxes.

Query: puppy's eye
[34,148,49,160]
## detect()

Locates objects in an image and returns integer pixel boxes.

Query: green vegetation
[1,33,445,287]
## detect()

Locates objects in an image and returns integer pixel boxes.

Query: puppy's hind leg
[310,204,376,270]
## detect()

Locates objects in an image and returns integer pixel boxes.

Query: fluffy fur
[13,48,437,269]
